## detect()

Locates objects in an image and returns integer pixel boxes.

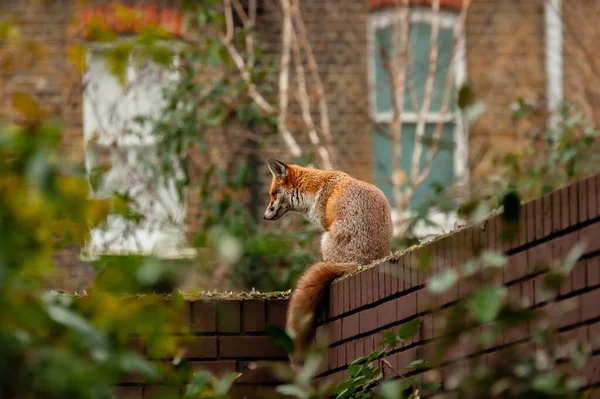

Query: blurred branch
[410,0,440,183]
[390,0,411,212]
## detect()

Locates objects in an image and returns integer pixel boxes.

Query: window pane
[372,20,456,115]
[372,122,455,210]
[406,23,455,113]
[373,26,393,114]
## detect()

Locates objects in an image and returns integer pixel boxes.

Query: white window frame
[368,7,468,239]
[81,42,196,259]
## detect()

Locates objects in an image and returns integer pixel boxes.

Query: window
[369,8,467,235]
[83,48,194,258]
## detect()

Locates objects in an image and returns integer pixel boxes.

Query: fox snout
[263,203,280,220]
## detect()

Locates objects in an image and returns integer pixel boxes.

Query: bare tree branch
[390,0,411,212]
[409,0,471,192]
[291,27,333,169]
[410,0,440,183]
[290,0,336,166]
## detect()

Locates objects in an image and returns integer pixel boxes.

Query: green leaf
[406,359,430,369]
[46,304,96,336]
[532,371,560,393]
[214,372,241,397]
[427,269,458,293]
[480,251,507,268]
[379,380,403,399]
[276,384,306,397]
[457,84,474,109]
[562,241,587,275]
[266,324,294,354]
[398,319,421,341]
[467,286,507,324]
[184,371,212,398]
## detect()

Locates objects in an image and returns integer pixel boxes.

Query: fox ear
[267,158,288,179]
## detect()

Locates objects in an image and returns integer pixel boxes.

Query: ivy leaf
[427,269,458,293]
[457,84,474,109]
[467,286,507,324]
[398,319,421,341]
[379,380,403,399]
[406,359,431,370]
[266,324,294,354]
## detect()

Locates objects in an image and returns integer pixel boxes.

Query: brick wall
[116,298,290,399]
[464,0,546,177]
[115,173,600,398]
[316,172,600,392]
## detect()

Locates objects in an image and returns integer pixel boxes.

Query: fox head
[264,158,295,221]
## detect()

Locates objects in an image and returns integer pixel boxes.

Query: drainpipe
[544,0,563,128]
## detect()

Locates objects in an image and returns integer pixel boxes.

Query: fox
[263,158,393,366]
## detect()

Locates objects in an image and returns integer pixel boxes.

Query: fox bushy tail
[286,261,355,365]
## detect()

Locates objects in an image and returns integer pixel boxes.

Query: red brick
[569,183,579,227]
[580,221,600,255]
[597,174,600,218]
[398,291,417,321]
[371,265,380,302]
[331,318,342,343]
[589,321,600,352]
[390,261,400,295]
[348,275,357,311]
[588,256,600,287]
[342,278,350,314]
[556,297,581,329]
[178,336,218,359]
[364,334,375,354]
[359,307,378,334]
[529,240,552,272]
[543,193,553,237]
[378,263,386,301]
[526,201,536,243]
[559,187,570,231]
[337,343,347,367]
[377,298,396,328]
[411,252,419,287]
[421,313,434,341]
[189,360,237,377]
[355,337,366,359]
[192,301,216,333]
[360,269,369,307]
[216,300,241,333]
[341,312,359,340]
[328,347,337,369]
[396,346,417,370]
[505,251,527,283]
[588,175,598,219]
[581,288,600,322]
[243,300,265,332]
[383,262,392,297]
[551,190,562,234]
[114,387,143,399]
[218,336,286,359]
[572,260,587,292]
[579,178,589,223]
[535,197,544,240]
[331,281,342,317]
[346,339,356,363]
[266,299,288,329]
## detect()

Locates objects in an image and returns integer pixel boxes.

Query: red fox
[263,158,393,366]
